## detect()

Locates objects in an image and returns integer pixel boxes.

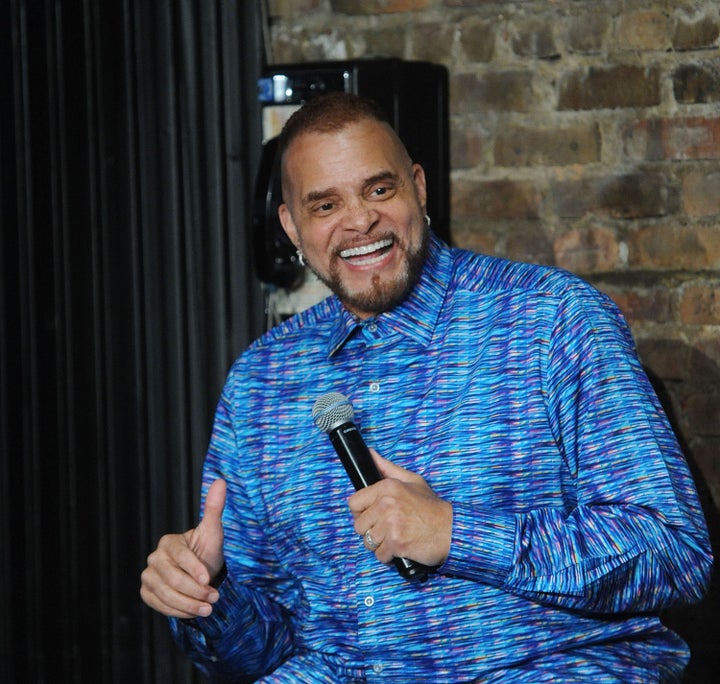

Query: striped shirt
[171,234,711,683]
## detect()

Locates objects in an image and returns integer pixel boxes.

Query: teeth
[340,239,393,258]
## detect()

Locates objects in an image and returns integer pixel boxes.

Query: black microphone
[312,391,433,582]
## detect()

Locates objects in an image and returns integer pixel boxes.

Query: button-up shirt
[171,234,711,682]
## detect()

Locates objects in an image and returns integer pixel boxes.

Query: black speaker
[252,58,449,289]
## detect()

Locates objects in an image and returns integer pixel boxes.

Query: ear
[411,163,427,211]
[278,203,300,249]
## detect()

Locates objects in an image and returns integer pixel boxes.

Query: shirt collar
[326,233,451,357]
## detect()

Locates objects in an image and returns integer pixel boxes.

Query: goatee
[312,228,429,317]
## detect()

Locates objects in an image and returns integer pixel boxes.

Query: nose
[344,197,379,233]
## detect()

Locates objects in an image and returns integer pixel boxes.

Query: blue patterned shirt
[171,234,711,683]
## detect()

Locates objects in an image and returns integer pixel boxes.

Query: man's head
[277,93,429,320]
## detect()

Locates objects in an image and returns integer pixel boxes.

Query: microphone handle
[329,422,432,582]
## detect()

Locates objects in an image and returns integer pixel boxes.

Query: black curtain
[0,1,264,681]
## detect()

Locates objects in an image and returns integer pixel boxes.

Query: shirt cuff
[440,502,517,584]
[172,570,254,644]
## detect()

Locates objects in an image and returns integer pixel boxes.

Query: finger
[141,542,220,613]
[348,483,379,516]
[203,478,227,525]
[363,527,382,552]
[140,565,218,618]
[176,532,216,584]
[150,535,216,591]
[369,448,419,482]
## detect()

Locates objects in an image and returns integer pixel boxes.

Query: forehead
[283,119,409,197]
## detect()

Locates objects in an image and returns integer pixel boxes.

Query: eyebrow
[363,170,401,191]
[304,187,339,204]
[303,170,401,205]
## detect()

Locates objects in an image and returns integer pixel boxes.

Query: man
[141,92,712,682]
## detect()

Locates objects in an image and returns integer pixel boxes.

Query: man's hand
[348,450,452,568]
[140,478,227,618]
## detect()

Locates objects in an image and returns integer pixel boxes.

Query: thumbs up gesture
[140,479,227,618]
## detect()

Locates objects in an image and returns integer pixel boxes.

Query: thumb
[189,478,226,580]
[202,478,227,526]
[369,448,416,482]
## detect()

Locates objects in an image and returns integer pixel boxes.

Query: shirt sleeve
[440,282,713,614]
[168,570,293,682]
[169,383,298,680]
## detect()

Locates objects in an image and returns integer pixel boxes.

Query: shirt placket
[356,318,389,679]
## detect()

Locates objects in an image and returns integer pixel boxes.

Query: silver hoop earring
[425,214,431,227]
[296,249,305,267]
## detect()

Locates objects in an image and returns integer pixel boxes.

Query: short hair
[278,92,392,160]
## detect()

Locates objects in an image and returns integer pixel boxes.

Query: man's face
[278,118,429,319]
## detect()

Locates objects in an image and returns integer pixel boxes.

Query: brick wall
[264,6,719,667]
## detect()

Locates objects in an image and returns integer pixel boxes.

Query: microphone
[312,391,432,582]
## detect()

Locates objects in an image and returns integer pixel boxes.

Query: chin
[337,272,413,317]
[319,228,429,315]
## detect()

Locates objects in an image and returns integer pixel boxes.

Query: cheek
[299,225,338,263]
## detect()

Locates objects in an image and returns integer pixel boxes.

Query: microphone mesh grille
[312,392,354,433]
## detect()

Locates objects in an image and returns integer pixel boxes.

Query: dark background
[1,1,264,681]
[1,1,717,682]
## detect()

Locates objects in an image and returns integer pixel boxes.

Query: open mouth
[339,238,394,266]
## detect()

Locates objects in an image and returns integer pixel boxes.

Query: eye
[368,184,397,200]
[310,200,336,215]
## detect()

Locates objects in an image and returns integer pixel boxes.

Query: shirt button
[367,322,378,333]
[369,382,380,393]
[372,664,384,674]
[363,595,375,607]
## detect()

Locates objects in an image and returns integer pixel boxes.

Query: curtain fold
[0,1,264,681]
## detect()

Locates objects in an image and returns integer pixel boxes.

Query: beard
[309,226,429,318]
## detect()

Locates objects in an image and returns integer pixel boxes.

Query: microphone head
[312,392,354,433]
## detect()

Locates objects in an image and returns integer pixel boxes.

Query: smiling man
[141,93,711,682]
[278,96,429,320]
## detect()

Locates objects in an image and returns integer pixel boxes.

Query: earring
[296,249,305,267]
[425,214,431,227]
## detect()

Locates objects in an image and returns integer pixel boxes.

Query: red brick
[363,28,407,57]
[683,171,720,217]
[511,18,559,60]
[552,174,670,219]
[451,71,536,113]
[506,224,555,266]
[450,123,485,169]
[674,62,720,104]
[451,222,497,255]
[616,11,671,51]
[452,179,541,220]
[495,124,600,167]
[459,16,495,63]
[410,22,455,62]
[622,117,720,161]
[679,283,720,324]
[559,66,661,110]
[673,15,720,51]
[553,227,619,274]
[567,14,610,54]
[627,224,720,270]
[602,286,673,326]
